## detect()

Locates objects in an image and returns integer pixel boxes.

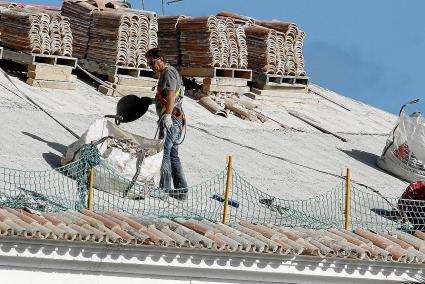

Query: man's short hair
[145,48,163,60]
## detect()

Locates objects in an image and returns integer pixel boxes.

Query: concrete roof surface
[0,69,408,200]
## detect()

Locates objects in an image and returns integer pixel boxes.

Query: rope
[79,143,101,167]
[76,64,113,89]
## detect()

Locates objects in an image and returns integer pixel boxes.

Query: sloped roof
[0,72,408,201]
[1,206,425,263]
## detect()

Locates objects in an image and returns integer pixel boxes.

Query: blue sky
[22,0,425,113]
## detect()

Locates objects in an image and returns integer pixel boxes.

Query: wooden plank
[113,85,156,97]
[109,75,158,87]
[203,78,247,87]
[27,65,73,81]
[256,83,308,92]
[288,111,348,142]
[251,87,308,96]
[233,69,252,80]
[202,84,250,93]
[3,48,35,65]
[255,96,319,105]
[115,66,153,78]
[180,67,252,80]
[3,48,77,67]
[252,72,309,87]
[244,92,319,104]
[28,64,73,73]
[252,72,293,84]
[243,92,259,100]
[98,85,114,96]
[0,47,3,60]
[115,66,141,77]
[27,71,73,81]
[180,67,215,78]
[295,77,309,86]
[54,56,77,68]
[26,78,77,90]
[78,59,115,76]
[308,87,351,111]
[78,59,153,78]
[99,84,156,97]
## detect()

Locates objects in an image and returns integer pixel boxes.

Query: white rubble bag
[377,99,425,182]
[61,118,164,197]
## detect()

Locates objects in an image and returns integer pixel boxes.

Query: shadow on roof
[339,149,384,172]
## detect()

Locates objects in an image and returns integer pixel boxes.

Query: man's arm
[164,90,176,114]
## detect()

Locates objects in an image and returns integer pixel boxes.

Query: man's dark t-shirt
[155,65,183,116]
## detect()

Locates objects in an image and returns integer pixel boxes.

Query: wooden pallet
[2,48,77,67]
[25,64,77,90]
[245,88,317,105]
[79,59,154,78]
[27,64,74,81]
[180,67,252,80]
[26,77,77,90]
[98,84,155,97]
[1,48,77,90]
[107,74,157,87]
[252,72,309,90]
[202,77,250,93]
[99,74,157,97]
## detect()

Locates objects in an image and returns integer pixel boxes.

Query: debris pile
[178,16,248,69]
[0,7,73,56]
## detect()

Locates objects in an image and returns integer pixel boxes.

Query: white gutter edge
[0,237,421,283]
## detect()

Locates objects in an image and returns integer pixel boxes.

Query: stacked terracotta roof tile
[217,11,307,77]
[1,206,425,263]
[61,1,157,67]
[178,16,248,69]
[0,6,73,56]
[157,15,184,66]
[61,0,97,59]
[88,10,157,67]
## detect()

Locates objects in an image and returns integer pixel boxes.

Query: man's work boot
[149,188,168,200]
[167,189,188,201]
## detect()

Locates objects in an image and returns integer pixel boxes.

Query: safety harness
[156,85,185,120]
[155,84,187,144]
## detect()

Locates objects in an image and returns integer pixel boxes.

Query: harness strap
[158,86,183,116]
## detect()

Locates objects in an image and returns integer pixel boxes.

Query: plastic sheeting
[377,104,425,182]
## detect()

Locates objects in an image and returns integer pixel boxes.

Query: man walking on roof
[146,47,188,200]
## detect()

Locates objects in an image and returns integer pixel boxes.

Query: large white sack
[61,118,164,195]
[377,110,425,182]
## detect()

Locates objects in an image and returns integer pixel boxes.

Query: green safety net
[0,144,421,232]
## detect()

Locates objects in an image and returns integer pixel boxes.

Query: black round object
[116,95,154,123]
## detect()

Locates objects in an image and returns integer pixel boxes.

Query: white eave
[0,238,422,284]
